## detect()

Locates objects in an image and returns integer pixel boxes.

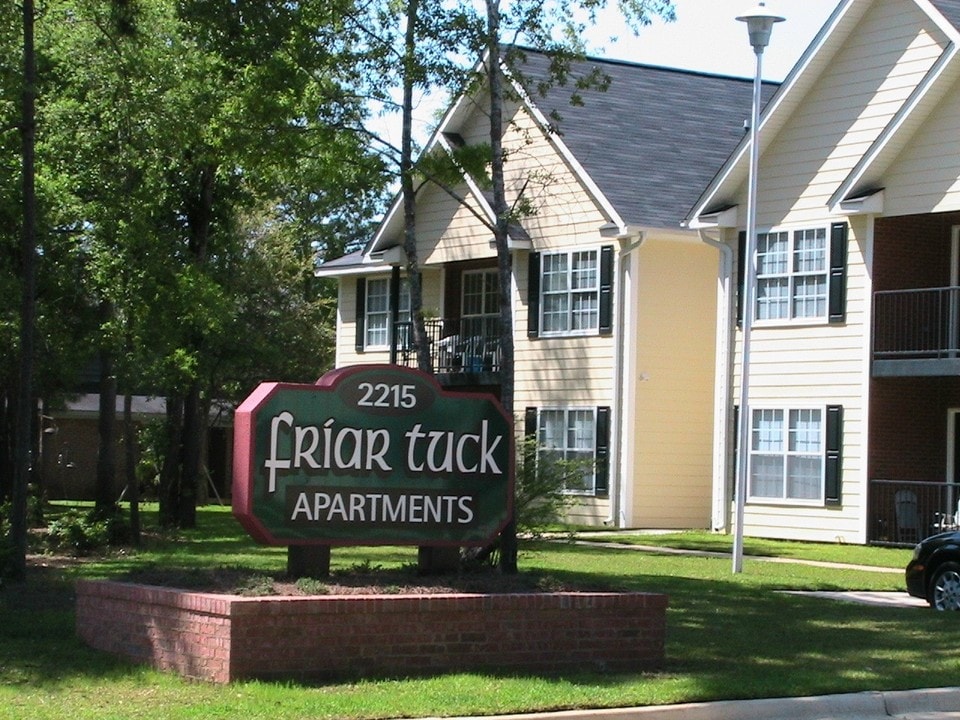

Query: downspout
[609,230,646,526]
[699,229,734,532]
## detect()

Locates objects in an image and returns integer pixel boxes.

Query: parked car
[906,530,960,610]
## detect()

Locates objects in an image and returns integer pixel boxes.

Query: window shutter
[825,404,843,506]
[524,407,538,438]
[527,252,541,338]
[355,277,366,353]
[388,268,400,364]
[736,231,746,328]
[599,245,614,336]
[829,223,848,324]
[595,406,611,495]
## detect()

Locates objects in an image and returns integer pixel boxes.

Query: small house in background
[40,395,232,505]
[318,50,773,529]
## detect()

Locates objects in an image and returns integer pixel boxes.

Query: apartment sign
[232,365,514,546]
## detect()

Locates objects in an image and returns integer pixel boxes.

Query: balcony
[869,479,960,546]
[873,287,960,376]
[392,318,501,383]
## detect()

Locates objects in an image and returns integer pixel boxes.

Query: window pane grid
[365,278,389,347]
[540,250,599,334]
[365,278,410,348]
[753,228,828,322]
[538,408,596,494]
[749,408,824,502]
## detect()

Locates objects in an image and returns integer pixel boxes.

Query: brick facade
[76,580,668,683]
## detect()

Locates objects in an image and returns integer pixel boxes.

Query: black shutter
[736,231,746,328]
[829,223,848,324]
[389,268,401,364]
[355,277,366,353]
[527,252,541,338]
[595,406,611,495]
[825,405,843,506]
[599,245,614,336]
[524,407,538,438]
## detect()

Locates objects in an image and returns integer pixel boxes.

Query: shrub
[45,506,129,555]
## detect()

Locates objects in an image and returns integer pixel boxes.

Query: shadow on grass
[6,511,959,704]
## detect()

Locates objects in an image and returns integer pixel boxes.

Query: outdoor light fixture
[737,1,785,53]
[732,2,784,575]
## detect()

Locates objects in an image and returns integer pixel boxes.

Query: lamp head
[736,1,785,53]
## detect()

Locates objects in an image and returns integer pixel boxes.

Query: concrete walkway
[442,687,960,720]
[568,538,902,573]
[567,536,925,607]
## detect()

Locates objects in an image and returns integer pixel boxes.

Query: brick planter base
[76,580,668,683]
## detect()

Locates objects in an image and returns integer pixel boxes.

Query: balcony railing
[869,479,960,546]
[873,287,960,360]
[393,318,501,377]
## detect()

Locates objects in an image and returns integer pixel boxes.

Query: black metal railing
[869,479,960,546]
[393,318,501,376]
[873,287,960,360]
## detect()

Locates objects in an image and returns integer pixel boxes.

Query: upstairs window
[528,246,613,338]
[755,228,828,321]
[355,276,410,351]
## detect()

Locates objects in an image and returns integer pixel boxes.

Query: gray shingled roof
[931,0,960,32]
[514,51,778,229]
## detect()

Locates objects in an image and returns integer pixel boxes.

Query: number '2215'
[356,382,417,409]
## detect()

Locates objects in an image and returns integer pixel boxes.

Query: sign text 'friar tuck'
[232,365,514,547]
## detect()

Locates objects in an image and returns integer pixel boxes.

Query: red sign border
[232,364,515,547]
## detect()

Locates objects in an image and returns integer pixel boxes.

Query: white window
[755,228,827,322]
[365,278,410,349]
[749,408,823,502]
[541,250,600,335]
[538,408,597,494]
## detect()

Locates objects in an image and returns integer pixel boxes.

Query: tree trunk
[10,0,37,580]
[485,1,518,573]
[124,392,140,545]
[158,395,183,528]
[178,382,202,528]
[401,0,431,374]
[0,389,12,503]
[95,302,117,517]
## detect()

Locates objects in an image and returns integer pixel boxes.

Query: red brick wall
[873,214,960,291]
[76,580,667,683]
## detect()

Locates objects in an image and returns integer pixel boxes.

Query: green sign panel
[232,365,514,546]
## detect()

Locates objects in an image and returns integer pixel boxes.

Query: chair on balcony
[935,495,960,533]
[894,489,920,543]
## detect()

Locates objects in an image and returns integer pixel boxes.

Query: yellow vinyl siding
[629,239,717,529]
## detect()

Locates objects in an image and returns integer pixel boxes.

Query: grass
[571,529,911,568]
[1,503,955,720]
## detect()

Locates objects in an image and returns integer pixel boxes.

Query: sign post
[233,365,514,562]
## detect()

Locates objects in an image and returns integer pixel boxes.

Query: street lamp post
[733,2,784,574]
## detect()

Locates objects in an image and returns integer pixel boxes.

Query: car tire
[929,561,960,610]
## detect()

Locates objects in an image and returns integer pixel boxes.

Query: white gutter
[608,228,646,527]
[699,229,734,533]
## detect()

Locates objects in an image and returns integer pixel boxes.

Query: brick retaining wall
[76,579,668,683]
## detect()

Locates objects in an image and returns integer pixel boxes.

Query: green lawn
[1,504,955,720]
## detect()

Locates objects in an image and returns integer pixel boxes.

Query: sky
[393,0,842,148]
[582,0,841,81]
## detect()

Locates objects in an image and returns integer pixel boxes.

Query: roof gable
[329,49,781,273]
[516,52,777,230]
[688,0,960,225]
